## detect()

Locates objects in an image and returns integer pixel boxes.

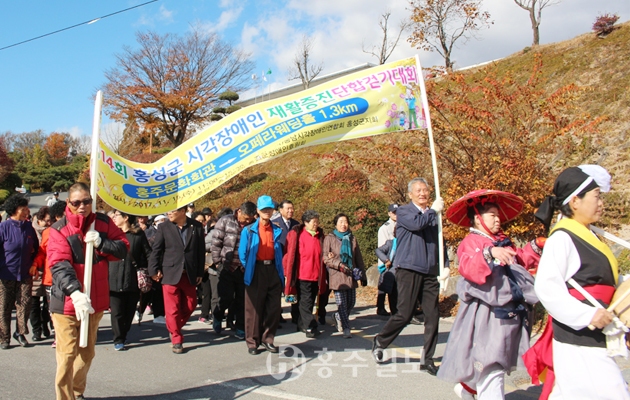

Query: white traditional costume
[525,166,630,400]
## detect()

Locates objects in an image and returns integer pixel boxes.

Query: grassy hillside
[198,23,630,265]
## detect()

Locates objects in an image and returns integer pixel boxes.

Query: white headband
[562,177,594,205]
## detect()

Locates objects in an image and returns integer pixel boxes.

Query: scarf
[333,229,352,269]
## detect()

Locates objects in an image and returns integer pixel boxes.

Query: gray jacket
[209,214,243,271]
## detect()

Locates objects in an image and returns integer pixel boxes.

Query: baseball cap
[388,204,399,213]
[257,195,275,210]
[154,215,167,223]
[187,203,194,207]
[53,192,59,195]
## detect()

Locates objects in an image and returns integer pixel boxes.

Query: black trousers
[376,268,440,363]
[29,295,51,336]
[199,274,212,319]
[317,290,330,321]
[297,280,318,331]
[244,262,282,349]
[213,266,245,331]
[110,291,140,344]
[139,280,165,318]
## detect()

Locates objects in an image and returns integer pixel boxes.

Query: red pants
[162,274,197,344]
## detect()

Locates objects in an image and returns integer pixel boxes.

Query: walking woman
[526,166,630,399]
[323,213,366,338]
[283,210,327,338]
[437,190,541,399]
[110,210,151,351]
[0,194,38,348]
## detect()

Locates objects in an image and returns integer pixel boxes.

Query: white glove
[70,291,94,321]
[603,318,629,358]
[84,230,102,248]
[430,197,444,213]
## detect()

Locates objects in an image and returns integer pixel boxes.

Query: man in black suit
[148,205,205,354]
[271,200,299,248]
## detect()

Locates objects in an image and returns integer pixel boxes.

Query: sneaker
[213,319,222,335]
[114,343,125,351]
[454,383,476,400]
[147,305,153,315]
[152,316,166,324]
[198,317,211,324]
[51,341,56,348]
[0,342,9,350]
[234,329,245,340]
[334,313,343,333]
[410,315,423,325]
[172,343,184,354]
[343,328,352,338]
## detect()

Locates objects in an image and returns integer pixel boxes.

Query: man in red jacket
[47,183,128,400]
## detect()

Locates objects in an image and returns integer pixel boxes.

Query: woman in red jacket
[283,210,326,338]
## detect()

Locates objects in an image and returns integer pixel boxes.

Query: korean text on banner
[98,57,424,214]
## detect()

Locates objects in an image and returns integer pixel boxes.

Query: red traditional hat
[445,189,524,227]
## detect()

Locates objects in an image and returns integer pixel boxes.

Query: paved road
[6,299,618,400]
[27,191,68,214]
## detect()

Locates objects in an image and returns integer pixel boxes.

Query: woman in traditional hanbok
[525,166,630,400]
[437,190,543,399]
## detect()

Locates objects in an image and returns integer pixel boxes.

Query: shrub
[593,14,619,37]
[0,189,9,203]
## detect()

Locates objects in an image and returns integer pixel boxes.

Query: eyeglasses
[68,199,92,207]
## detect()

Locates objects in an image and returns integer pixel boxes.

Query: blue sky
[1,0,628,143]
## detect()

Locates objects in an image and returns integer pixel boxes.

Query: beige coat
[322,233,366,291]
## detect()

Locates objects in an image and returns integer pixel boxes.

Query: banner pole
[414,55,447,293]
[79,90,103,348]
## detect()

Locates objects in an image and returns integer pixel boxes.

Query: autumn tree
[44,132,73,165]
[289,35,324,89]
[103,28,255,147]
[11,129,46,156]
[426,56,604,241]
[408,0,492,70]
[0,136,14,185]
[513,0,560,46]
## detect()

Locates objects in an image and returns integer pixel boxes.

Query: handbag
[137,268,152,293]
[129,248,152,293]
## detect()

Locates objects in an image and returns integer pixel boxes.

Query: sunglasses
[68,199,92,207]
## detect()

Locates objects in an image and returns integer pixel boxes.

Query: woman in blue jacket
[0,194,38,349]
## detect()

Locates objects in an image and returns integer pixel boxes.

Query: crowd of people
[0,166,628,399]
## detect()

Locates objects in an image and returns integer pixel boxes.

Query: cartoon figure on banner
[402,85,419,130]
[398,111,407,130]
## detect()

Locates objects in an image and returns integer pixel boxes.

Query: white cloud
[56,126,84,138]
[159,5,175,23]
[195,6,244,33]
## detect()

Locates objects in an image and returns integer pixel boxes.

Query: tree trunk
[530,7,540,46]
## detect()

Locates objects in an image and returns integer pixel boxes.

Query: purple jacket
[0,218,39,281]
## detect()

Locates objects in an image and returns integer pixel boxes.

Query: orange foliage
[428,56,605,242]
[44,132,71,164]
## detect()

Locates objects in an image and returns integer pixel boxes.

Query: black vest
[552,228,615,348]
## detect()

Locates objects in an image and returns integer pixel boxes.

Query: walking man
[372,178,446,375]
[208,202,257,339]
[47,182,128,399]
[239,195,284,355]
[148,205,205,354]
[271,200,299,248]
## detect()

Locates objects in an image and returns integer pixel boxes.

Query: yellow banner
[97,57,425,214]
